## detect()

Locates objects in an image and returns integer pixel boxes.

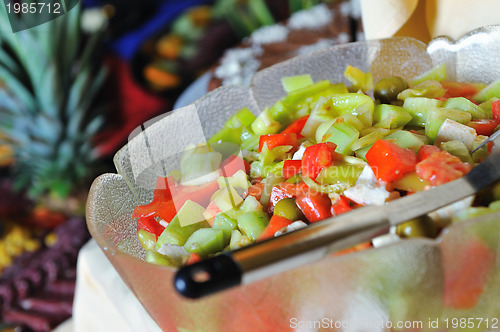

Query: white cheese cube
[435,119,477,151]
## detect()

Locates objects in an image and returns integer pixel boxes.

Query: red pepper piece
[280,115,309,139]
[366,139,417,182]
[416,151,472,186]
[154,200,178,223]
[153,176,179,201]
[221,154,251,176]
[282,160,302,179]
[301,142,338,180]
[441,80,480,100]
[467,119,498,136]
[296,191,331,223]
[492,99,500,122]
[258,133,298,153]
[417,145,441,161]
[331,195,353,216]
[137,215,165,239]
[173,180,220,208]
[257,215,293,241]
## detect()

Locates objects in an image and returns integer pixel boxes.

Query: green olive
[396,216,438,238]
[274,198,304,221]
[286,174,303,184]
[374,76,409,104]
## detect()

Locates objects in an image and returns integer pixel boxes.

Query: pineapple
[0,4,106,202]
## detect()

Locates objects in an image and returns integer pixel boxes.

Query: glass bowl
[86,26,500,331]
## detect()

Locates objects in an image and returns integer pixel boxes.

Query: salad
[132,63,500,267]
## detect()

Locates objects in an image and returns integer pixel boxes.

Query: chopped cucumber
[473,77,500,103]
[156,216,210,248]
[228,230,252,250]
[411,63,447,86]
[392,171,431,192]
[330,93,375,127]
[351,130,385,151]
[316,164,364,186]
[315,119,336,143]
[424,107,472,142]
[225,107,256,129]
[213,213,238,245]
[383,130,427,152]
[441,140,473,163]
[251,109,281,135]
[301,97,335,138]
[443,97,490,119]
[282,79,331,106]
[146,250,178,267]
[281,74,314,93]
[403,97,443,127]
[237,210,270,241]
[373,104,412,129]
[183,228,225,257]
[322,122,360,155]
[138,229,156,251]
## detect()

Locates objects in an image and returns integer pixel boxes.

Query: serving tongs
[175,133,500,299]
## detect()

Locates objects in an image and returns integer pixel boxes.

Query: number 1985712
[5,2,62,14]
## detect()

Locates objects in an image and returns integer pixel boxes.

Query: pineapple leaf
[66,66,93,117]
[0,66,36,111]
[36,63,59,119]
[0,2,107,200]
[0,45,22,77]
[73,67,107,116]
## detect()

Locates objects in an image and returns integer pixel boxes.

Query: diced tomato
[301,142,338,180]
[280,115,309,139]
[257,215,293,241]
[492,99,500,122]
[417,145,441,161]
[245,182,265,201]
[442,239,495,309]
[221,154,251,176]
[258,133,298,153]
[296,191,331,223]
[416,151,472,186]
[365,139,417,182]
[331,195,353,216]
[441,80,480,100]
[186,253,202,265]
[282,160,302,179]
[136,215,165,239]
[467,119,498,136]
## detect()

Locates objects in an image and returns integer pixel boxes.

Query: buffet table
[70,239,161,332]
